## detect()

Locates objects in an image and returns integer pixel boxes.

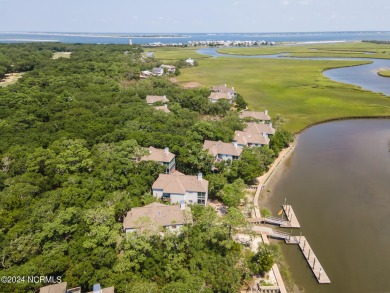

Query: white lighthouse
[129,38,132,45]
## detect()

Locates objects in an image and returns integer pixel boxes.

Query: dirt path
[0,73,24,87]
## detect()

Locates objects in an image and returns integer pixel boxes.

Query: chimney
[224,83,227,88]
[269,122,273,128]
[92,284,102,293]
[165,104,168,108]
[232,87,234,91]
[197,173,203,181]
[263,133,268,138]
[233,141,238,148]
[164,147,169,154]
[265,109,268,115]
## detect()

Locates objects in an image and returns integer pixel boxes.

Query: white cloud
[282,0,290,5]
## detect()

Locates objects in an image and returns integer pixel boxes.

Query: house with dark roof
[239,110,271,123]
[233,130,270,147]
[123,202,192,233]
[203,140,243,161]
[152,173,208,205]
[140,146,175,173]
[146,95,169,105]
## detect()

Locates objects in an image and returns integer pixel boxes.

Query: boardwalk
[282,205,301,228]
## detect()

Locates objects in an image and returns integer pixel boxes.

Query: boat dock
[282,205,301,228]
[285,235,331,284]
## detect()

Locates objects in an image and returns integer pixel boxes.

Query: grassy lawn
[378,69,390,78]
[148,47,212,62]
[217,42,390,59]
[0,73,24,87]
[153,45,390,133]
[52,52,72,59]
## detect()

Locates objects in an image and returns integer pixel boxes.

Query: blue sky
[1,0,390,33]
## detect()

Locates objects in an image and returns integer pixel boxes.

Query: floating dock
[282,204,301,228]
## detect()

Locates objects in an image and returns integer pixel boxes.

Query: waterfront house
[239,110,271,123]
[203,140,243,161]
[87,284,115,293]
[123,202,192,233]
[233,130,270,147]
[140,146,175,173]
[154,104,171,113]
[208,92,235,104]
[152,173,208,205]
[146,95,169,105]
[244,122,275,136]
[152,67,164,76]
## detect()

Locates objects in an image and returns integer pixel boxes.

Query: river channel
[267,119,390,293]
[197,48,390,96]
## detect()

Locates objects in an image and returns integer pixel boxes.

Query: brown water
[267,119,390,293]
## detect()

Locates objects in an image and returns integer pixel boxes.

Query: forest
[0,43,292,292]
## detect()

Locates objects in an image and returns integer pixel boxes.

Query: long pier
[282,205,301,228]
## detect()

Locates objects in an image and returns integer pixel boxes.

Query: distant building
[152,173,208,205]
[160,64,176,74]
[140,146,175,173]
[123,202,192,233]
[208,92,235,104]
[154,104,171,113]
[140,70,152,79]
[211,84,237,98]
[185,58,195,66]
[244,122,275,136]
[233,130,270,147]
[146,95,169,105]
[239,110,271,123]
[203,140,243,161]
[129,38,132,45]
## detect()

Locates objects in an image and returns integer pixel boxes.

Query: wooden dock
[282,205,301,228]
[286,236,331,284]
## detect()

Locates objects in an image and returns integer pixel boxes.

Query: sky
[1,0,390,33]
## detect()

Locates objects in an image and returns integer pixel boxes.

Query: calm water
[266,119,390,293]
[0,31,390,44]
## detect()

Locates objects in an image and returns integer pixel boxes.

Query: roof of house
[123,202,192,229]
[208,92,233,101]
[152,67,164,73]
[239,110,270,121]
[140,146,175,163]
[211,84,236,95]
[86,287,115,293]
[154,105,171,113]
[152,173,208,194]
[203,140,243,157]
[146,95,169,104]
[244,122,275,135]
[40,283,67,293]
[234,131,270,146]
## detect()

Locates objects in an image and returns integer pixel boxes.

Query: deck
[282,205,301,228]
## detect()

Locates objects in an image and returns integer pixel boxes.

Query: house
[239,110,271,123]
[140,146,175,173]
[233,130,270,147]
[185,58,194,66]
[146,95,169,105]
[203,140,243,161]
[152,173,208,205]
[152,67,164,76]
[87,284,115,293]
[244,122,275,136]
[154,104,171,113]
[160,64,176,74]
[208,92,234,104]
[211,84,237,98]
[40,282,81,293]
[123,202,192,233]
